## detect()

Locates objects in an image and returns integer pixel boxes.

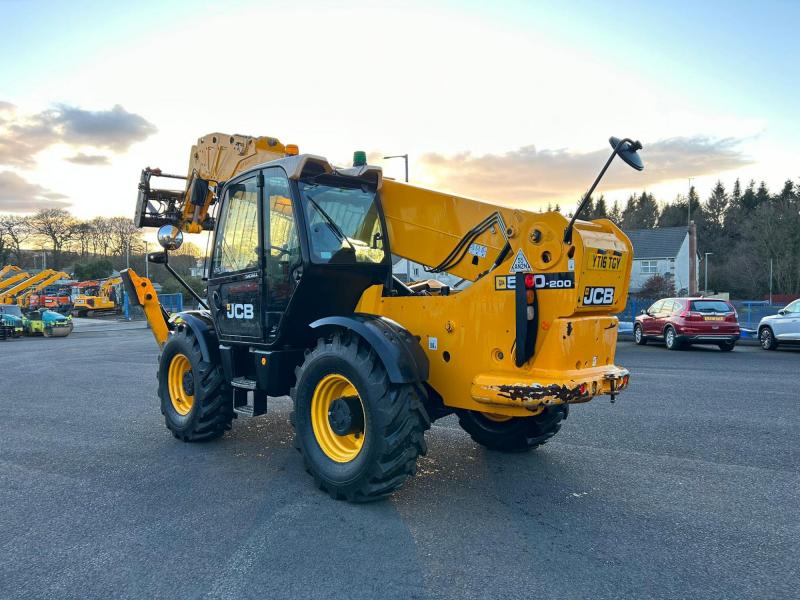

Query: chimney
[688,221,697,295]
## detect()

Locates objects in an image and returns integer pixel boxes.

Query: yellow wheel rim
[311,373,366,463]
[168,353,194,416]
[483,412,513,423]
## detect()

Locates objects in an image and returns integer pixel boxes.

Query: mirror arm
[563,137,635,245]
[162,250,209,310]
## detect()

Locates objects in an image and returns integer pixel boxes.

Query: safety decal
[468,243,488,258]
[509,249,532,273]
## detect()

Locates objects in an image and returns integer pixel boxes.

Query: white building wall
[628,233,697,294]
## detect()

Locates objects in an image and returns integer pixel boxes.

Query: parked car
[757,299,800,350]
[634,297,740,351]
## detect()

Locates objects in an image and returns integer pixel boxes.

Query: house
[623,226,698,294]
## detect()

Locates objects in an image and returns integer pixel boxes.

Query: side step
[231,377,267,417]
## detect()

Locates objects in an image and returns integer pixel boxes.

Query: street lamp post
[704,251,713,293]
[383,154,410,282]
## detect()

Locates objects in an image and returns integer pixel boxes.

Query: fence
[123,292,183,320]
[616,296,789,330]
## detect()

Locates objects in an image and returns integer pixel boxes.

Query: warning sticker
[509,249,532,273]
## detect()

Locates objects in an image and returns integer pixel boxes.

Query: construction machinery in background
[72,276,123,317]
[0,269,68,305]
[124,132,643,501]
[14,271,71,309]
[0,265,22,280]
[0,270,31,292]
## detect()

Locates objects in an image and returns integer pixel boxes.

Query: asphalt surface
[1,329,798,600]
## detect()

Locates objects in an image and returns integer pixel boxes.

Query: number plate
[587,250,623,271]
[704,316,724,321]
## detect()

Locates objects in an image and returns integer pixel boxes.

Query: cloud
[0,102,156,167]
[0,171,71,212]
[65,153,111,166]
[418,137,753,203]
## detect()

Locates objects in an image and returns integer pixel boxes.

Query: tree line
[3,178,799,299]
[579,178,800,298]
[0,208,204,296]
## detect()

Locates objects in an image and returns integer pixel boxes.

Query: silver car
[758,299,800,350]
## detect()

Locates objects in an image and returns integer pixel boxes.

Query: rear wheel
[158,327,232,442]
[457,405,568,452]
[759,327,778,350]
[291,332,430,501]
[665,326,681,350]
[634,324,647,345]
[718,341,736,352]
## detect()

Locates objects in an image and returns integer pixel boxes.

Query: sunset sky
[1,0,798,220]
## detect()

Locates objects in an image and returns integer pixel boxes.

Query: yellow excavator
[0,270,63,304]
[0,269,31,292]
[124,132,642,501]
[72,276,122,317]
[0,265,22,280]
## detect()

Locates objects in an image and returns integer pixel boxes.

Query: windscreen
[298,180,385,264]
[690,300,732,313]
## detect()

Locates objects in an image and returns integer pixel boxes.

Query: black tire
[718,341,736,352]
[158,327,232,442]
[291,332,430,502]
[634,323,647,345]
[759,327,778,350]
[664,326,681,350]
[457,405,568,452]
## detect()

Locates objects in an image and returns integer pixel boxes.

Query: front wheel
[634,324,647,345]
[291,333,430,501]
[759,327,778,350]
[158,327,233,442]
[457,405,568,452]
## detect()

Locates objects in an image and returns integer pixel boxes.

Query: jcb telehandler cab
[124,133,642,501]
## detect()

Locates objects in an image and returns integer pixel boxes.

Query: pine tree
[755,181,770,206]
[594,195,608,219]
[608,201,622,224]
[706,181,728,230]
[741,180,757,211]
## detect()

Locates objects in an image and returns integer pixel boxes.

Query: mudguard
[170,310,220,364]
[310,313,429,384]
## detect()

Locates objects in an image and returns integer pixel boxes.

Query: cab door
[207,175,264,342]
[262,168,301,342]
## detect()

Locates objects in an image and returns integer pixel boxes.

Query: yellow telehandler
[123,132,642,501]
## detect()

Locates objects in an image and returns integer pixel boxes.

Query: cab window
[264,170,300,312]
[785,300,800,314]
[648,300,664,315]
[212,177,260,275]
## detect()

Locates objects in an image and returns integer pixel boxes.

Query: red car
[634,297,740,351]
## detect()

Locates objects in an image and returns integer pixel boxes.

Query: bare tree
[28,209,78,269]
[0,215,33,264]
[108,217,143,258]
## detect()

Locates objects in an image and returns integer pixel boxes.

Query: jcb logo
[226,303,254,319]
[582,287,615,306]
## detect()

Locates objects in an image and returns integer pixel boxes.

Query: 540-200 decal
[495,272,575,291]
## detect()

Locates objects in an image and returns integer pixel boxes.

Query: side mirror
[640,309,648,316]
[778,309,787,315]
[157,224,184,250]
[609,137,644,171]
[148,251,168,264]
